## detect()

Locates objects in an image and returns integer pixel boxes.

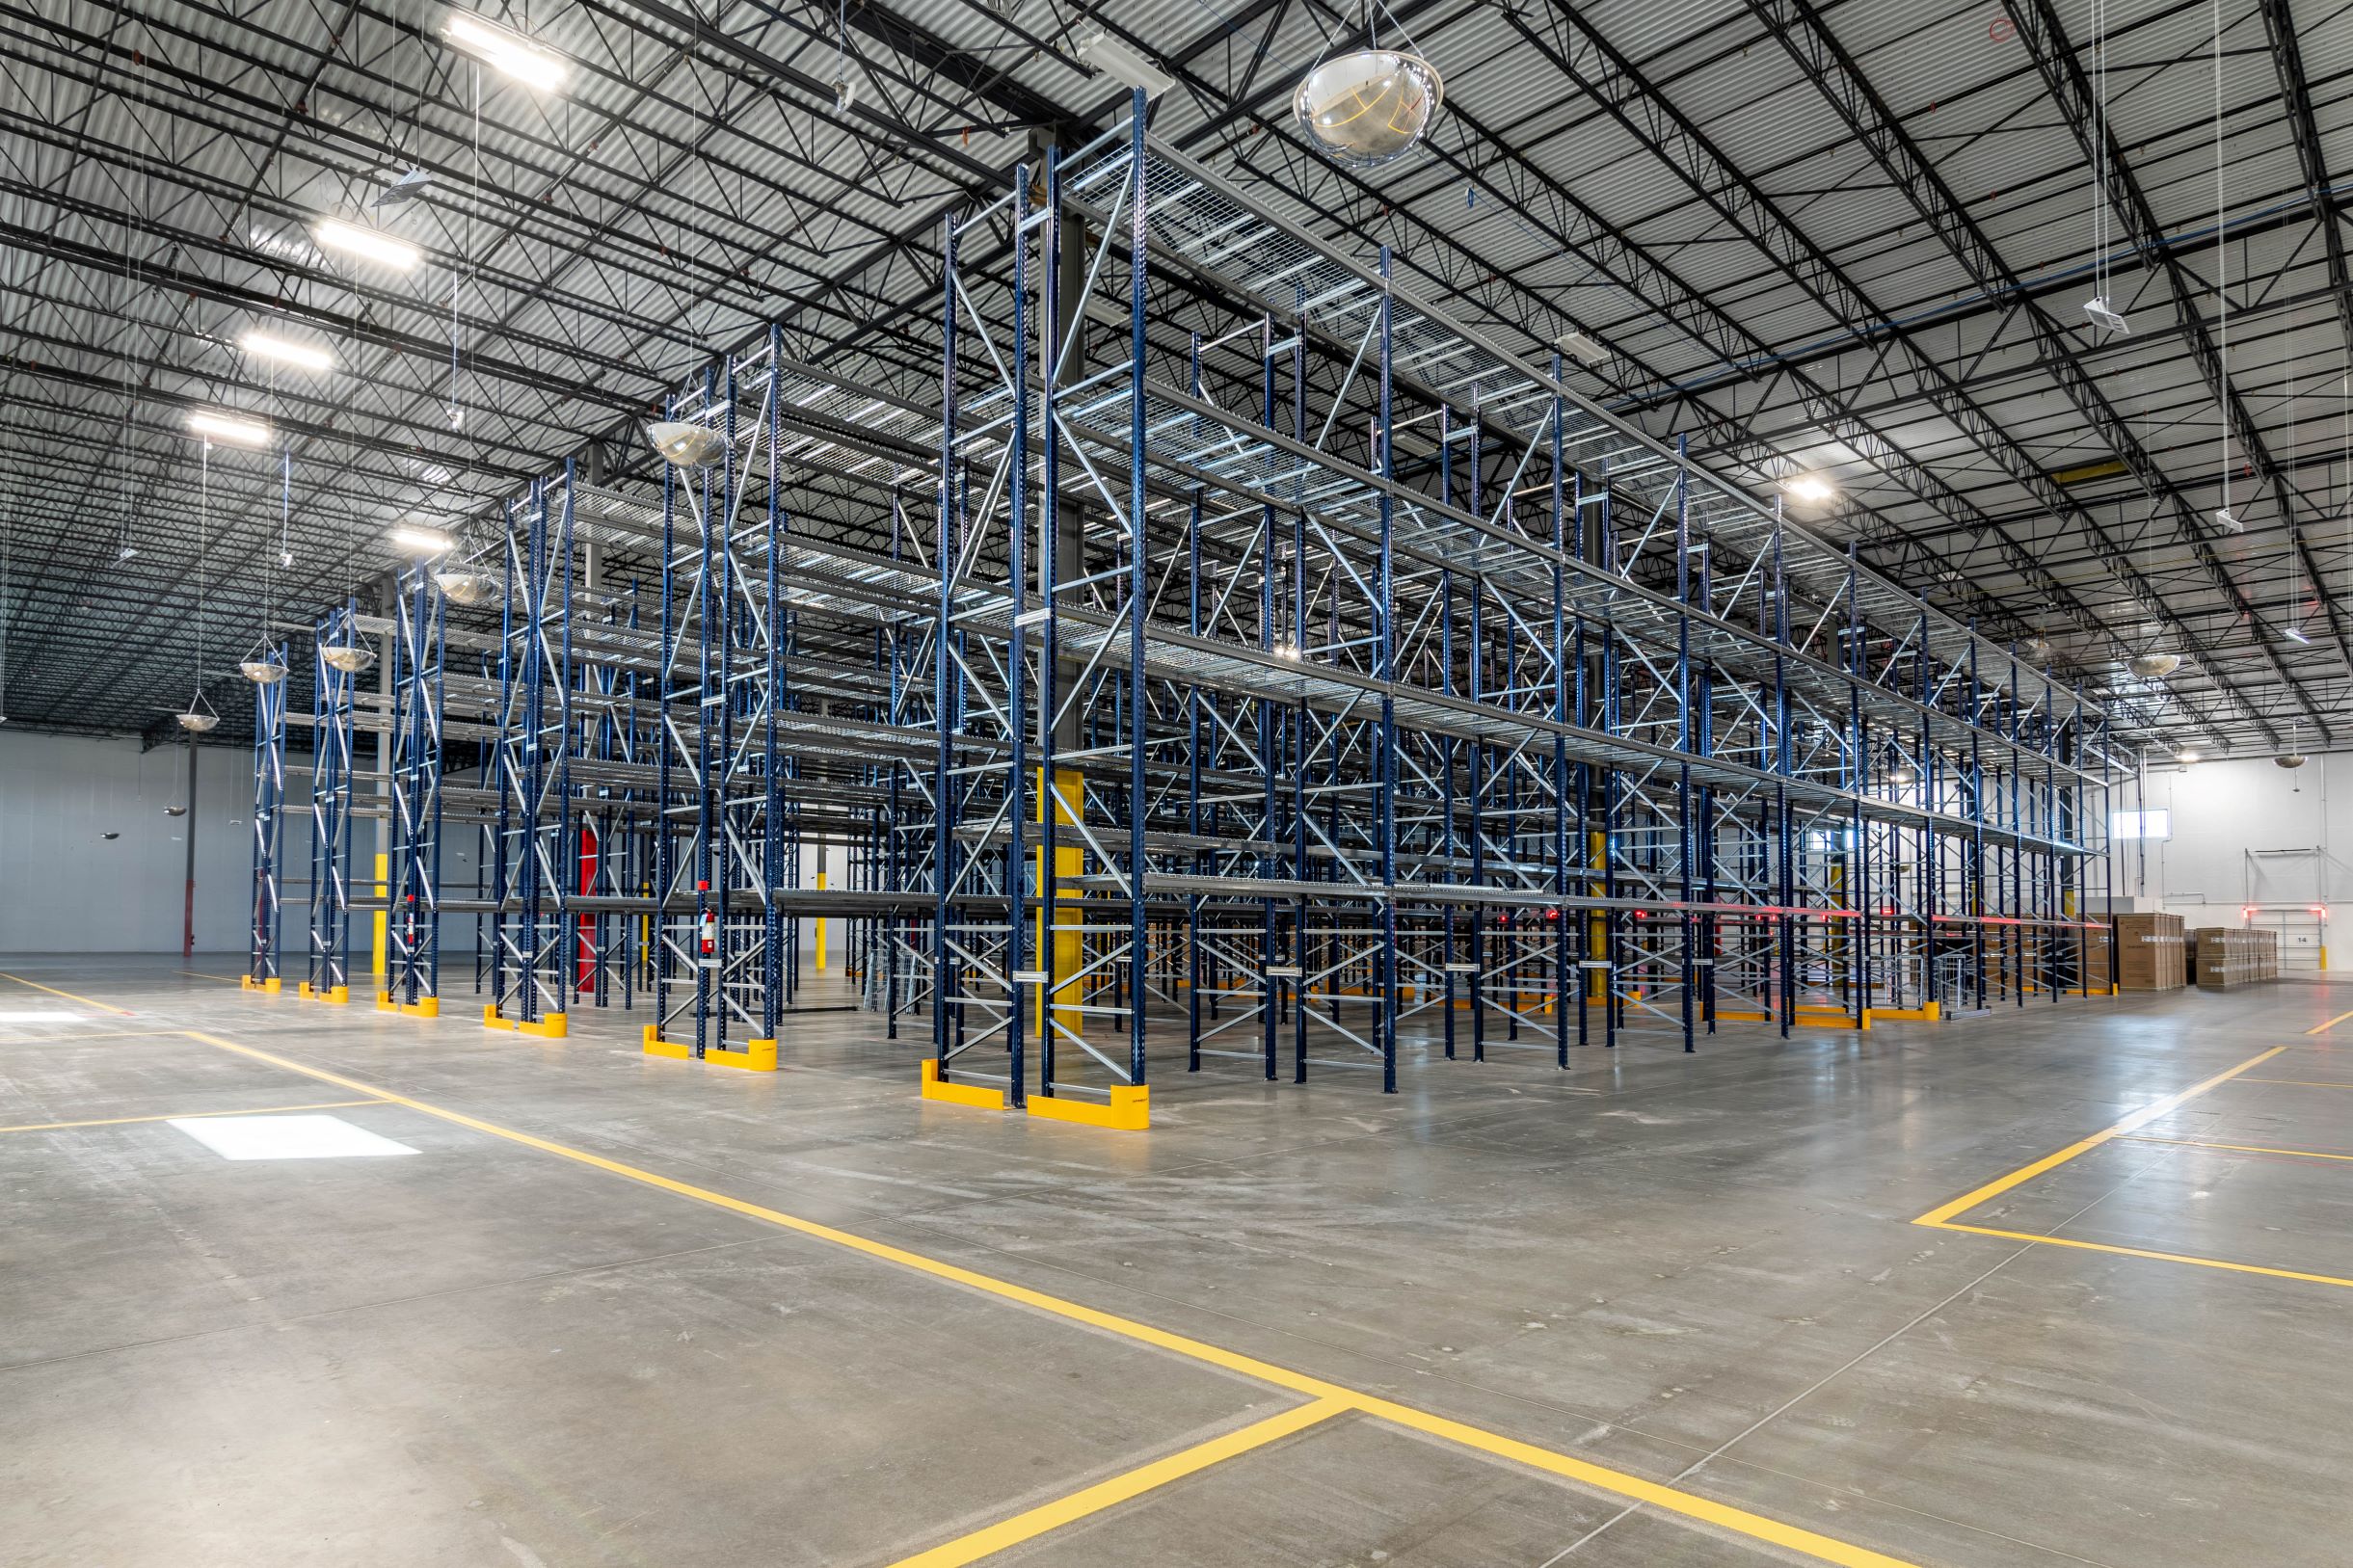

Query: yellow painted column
[816,868,828,972]
[1035,769,1084,1029]
[1586,829,1607,1000]
[372,853,388,980]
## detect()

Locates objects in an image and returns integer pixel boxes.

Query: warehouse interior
[4,3,2352,1564]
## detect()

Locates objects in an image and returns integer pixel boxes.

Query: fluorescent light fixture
[2174,749,2200,763]
[391,524,455,555]
[186,410,272,446]
[1557,330,1611,367]
[2283,625,2312,645]
[171,1113,418,1160]
[312,218,420,271]
[443,12,569,93]
[2213,507,2242,533]
[2083,296,2130,333]
[239,331,334,372]
[1780,474,1835,504]
[251,227,320,264]
[1080,31,1174,98]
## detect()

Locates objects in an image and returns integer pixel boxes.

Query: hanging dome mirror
[434,567,501,607]
[320,638,375,674]
[1295,49,1443,170]
[646,420,726,468]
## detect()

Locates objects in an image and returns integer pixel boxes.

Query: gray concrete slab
[2,956,2349,1565]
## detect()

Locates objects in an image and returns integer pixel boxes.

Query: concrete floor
[3,956,2349,1567]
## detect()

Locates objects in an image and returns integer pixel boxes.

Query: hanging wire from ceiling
[242,451,290,684]
[115,41,155,567]
[2212,0,2238,534]
[832,0,858,110]
[450,54,476,435]
[2083,0,2127,333]
[2282,301,2306,646]
[177,439,221,731]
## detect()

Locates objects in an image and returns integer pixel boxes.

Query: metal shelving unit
[247,99,2121,1120]
[922,98,2122,1120]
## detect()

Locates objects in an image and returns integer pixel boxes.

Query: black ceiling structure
[1,0,2347,755]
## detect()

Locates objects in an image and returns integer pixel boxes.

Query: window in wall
[2111,809,2171,840]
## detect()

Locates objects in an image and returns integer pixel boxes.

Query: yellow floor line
[2118,1133,2353,1163]
[1339,1389,1912,1566]
[886,1398,1350,1567]
[174,1026,1921,1568]
[177,970,247,984]
[0,1099,383,1134]
[0,972,137,1017]
[2305,1006,2353,1035]
[2235,1076,2353,1089]
[1912,1046,2286,1228]
[1934,1223,2353,1289]
[1909,1046,2353,1292]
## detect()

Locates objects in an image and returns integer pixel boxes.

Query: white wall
[2118,750,2347,969]
[0,729,269,954]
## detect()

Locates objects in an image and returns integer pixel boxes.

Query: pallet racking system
[246,100,2124,1120]
[919,98,2123,1120]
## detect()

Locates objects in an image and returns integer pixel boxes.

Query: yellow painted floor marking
[177,970,247,984]
[1332,1389,1912,1566]
[0,972,136,1017]
[1911,1047,2353,1291]
[174,1027,1921,1568]
[1912,1046,2285,1228]
[2118,1133,2353,1163]
[1933,1224,2353,1290]
[2305,1006,2353,1035]
[886,1398,1350,1567]
[2236,1076,2353,1089]
[0,1099,383,1134]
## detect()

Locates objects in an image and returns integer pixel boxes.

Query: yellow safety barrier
[483,1004,566,1038]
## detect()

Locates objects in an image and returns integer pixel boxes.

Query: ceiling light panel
[313,219,420,271]
[443,13,569,92]
[239,331,334,372]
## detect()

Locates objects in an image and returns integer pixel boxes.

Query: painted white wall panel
[2118,752,2344,968]
[0,730,270,953]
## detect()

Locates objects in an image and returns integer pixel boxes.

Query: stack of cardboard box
[2189,927,2279,990]
[2112,913,2187,990]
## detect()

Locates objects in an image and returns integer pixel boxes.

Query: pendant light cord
[2215,0,2230,518]
[196,439,210,709]
[2091,0,2107,304]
